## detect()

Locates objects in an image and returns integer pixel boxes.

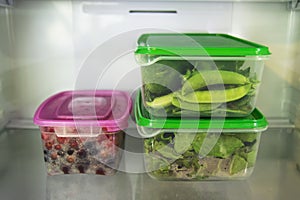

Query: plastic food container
[34,90,132,176]
[135,33,271,117]
[135,90,268,181]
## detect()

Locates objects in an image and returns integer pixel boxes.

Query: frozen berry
[67,156,75,163]
[42,127,54,132]
[45,141,53,150]
[62,166,70,174]
[77,165,85,173]
[108,135,114,141]
[69,140,79,149]
[102,127,108,132]
[51,152,58,160]
[41,133,50,140]
[96,168,105,175]
[48,127,55,132]
[57,150,65,157]
[54,144,62,150]
[77,149,87,159]
[57,137,66,144]
[43,150,48,155]
[44,156,48,162]
[67,149,74,155]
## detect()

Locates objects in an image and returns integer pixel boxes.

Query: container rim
[135,55,270,67]
[134,90,268,137]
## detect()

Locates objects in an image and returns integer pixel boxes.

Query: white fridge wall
[2,0,299,120]
[0,7,14,128]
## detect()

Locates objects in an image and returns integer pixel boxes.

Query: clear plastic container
[135,90,268,181]
[135,33,271,117]
[34,90,132,176]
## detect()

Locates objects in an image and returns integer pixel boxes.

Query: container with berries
[34,90,132,176]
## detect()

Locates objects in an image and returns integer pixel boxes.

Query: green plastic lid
[135,33,271,57]
[134,90,268,131]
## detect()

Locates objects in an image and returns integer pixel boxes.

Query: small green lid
[134,90,268,131]
[135,33,271,57]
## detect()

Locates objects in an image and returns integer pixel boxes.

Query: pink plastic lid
[33,90,132,132]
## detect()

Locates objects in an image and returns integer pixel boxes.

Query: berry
[67,149,74,155]
[67,156,75,163]
[69,140,79,149]
[57,137,66,144]
[45,141,53,150]
[51,152,58,160]
[96,168,105,175]
[62,166,70,174]
[44,156,48,162]
[57,150,65,157]
[54,144,62,150]
[77,165,85,173]
[77,149,87,159]
[108,135,114,141]
[41,133,50,141]
[102,127,108,133]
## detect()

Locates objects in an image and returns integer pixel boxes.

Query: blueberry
[67,149,74,155]
[44,156,49,162]
[77,165,85,173]
[62,166,70,174]
[43,150,48,155]
[57,150,65,157]
[77,149,87,159]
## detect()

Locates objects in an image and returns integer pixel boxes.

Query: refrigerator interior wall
[0,0,298,122]
[0,1,299,199]
[0,6,14,129]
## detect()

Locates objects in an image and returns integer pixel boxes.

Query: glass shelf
[0,127,299,200]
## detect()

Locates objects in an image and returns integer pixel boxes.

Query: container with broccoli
[135,91,268,180]
[135,33,271,117]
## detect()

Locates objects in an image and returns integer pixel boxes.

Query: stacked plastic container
[34,90,132,175]
[134,33,271,180]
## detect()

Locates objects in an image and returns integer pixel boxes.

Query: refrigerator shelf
[0,127,299,200]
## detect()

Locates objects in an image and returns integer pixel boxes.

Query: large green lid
[134,90,268,131]
[135,33,271,57]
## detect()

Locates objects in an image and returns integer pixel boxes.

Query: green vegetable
[146,93,174,108]
[144,132,258,180]
[172,97,221,112]
[235,132,257,143]
[182,70,250,95]
[230,155,248,175]
[157,145,181,160]
[142,60,193,96]
[174,132,196,154]
[244,151,257,167]
[144,153,170,174]
[192,134,244,158]
[177,84,251,103]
